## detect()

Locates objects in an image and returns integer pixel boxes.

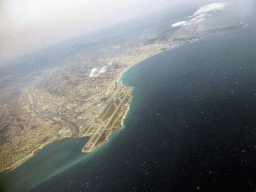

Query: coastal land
[208,22,248,32]
[0,21,245,173]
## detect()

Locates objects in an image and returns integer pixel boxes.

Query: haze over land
[1,0,226,62]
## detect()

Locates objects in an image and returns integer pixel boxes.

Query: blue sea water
[1,1,256,191]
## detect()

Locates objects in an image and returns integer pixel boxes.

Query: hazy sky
[1,0,213,61]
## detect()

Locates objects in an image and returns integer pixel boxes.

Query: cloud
[196,13,207,18]
[193,3,227,16]
[90,66,107,77]
[171,21,187,27]
[99,66,107,74]
[90,68,98,77]
[171,2,227,28]
[195,18,204,23]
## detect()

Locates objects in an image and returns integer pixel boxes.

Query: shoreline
[1,37,202,174]
[0,135,89,173]
[106,40,202,145]
[3,152,35,173]
[106,101,131,142]
[117,41,196,83]
[120,104,130,127]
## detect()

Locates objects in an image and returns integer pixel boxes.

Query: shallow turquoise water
[0,137,89,191]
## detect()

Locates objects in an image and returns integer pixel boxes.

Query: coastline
[106,40,202,144]
[1,137,63,173]
[3,152,35,173]
[0,134,86,173]
[1,36,203,173]
[105,99,131,142]
[100,64,135,143]
[98,40,192,150]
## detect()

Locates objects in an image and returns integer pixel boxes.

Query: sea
[1,1,256,191]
